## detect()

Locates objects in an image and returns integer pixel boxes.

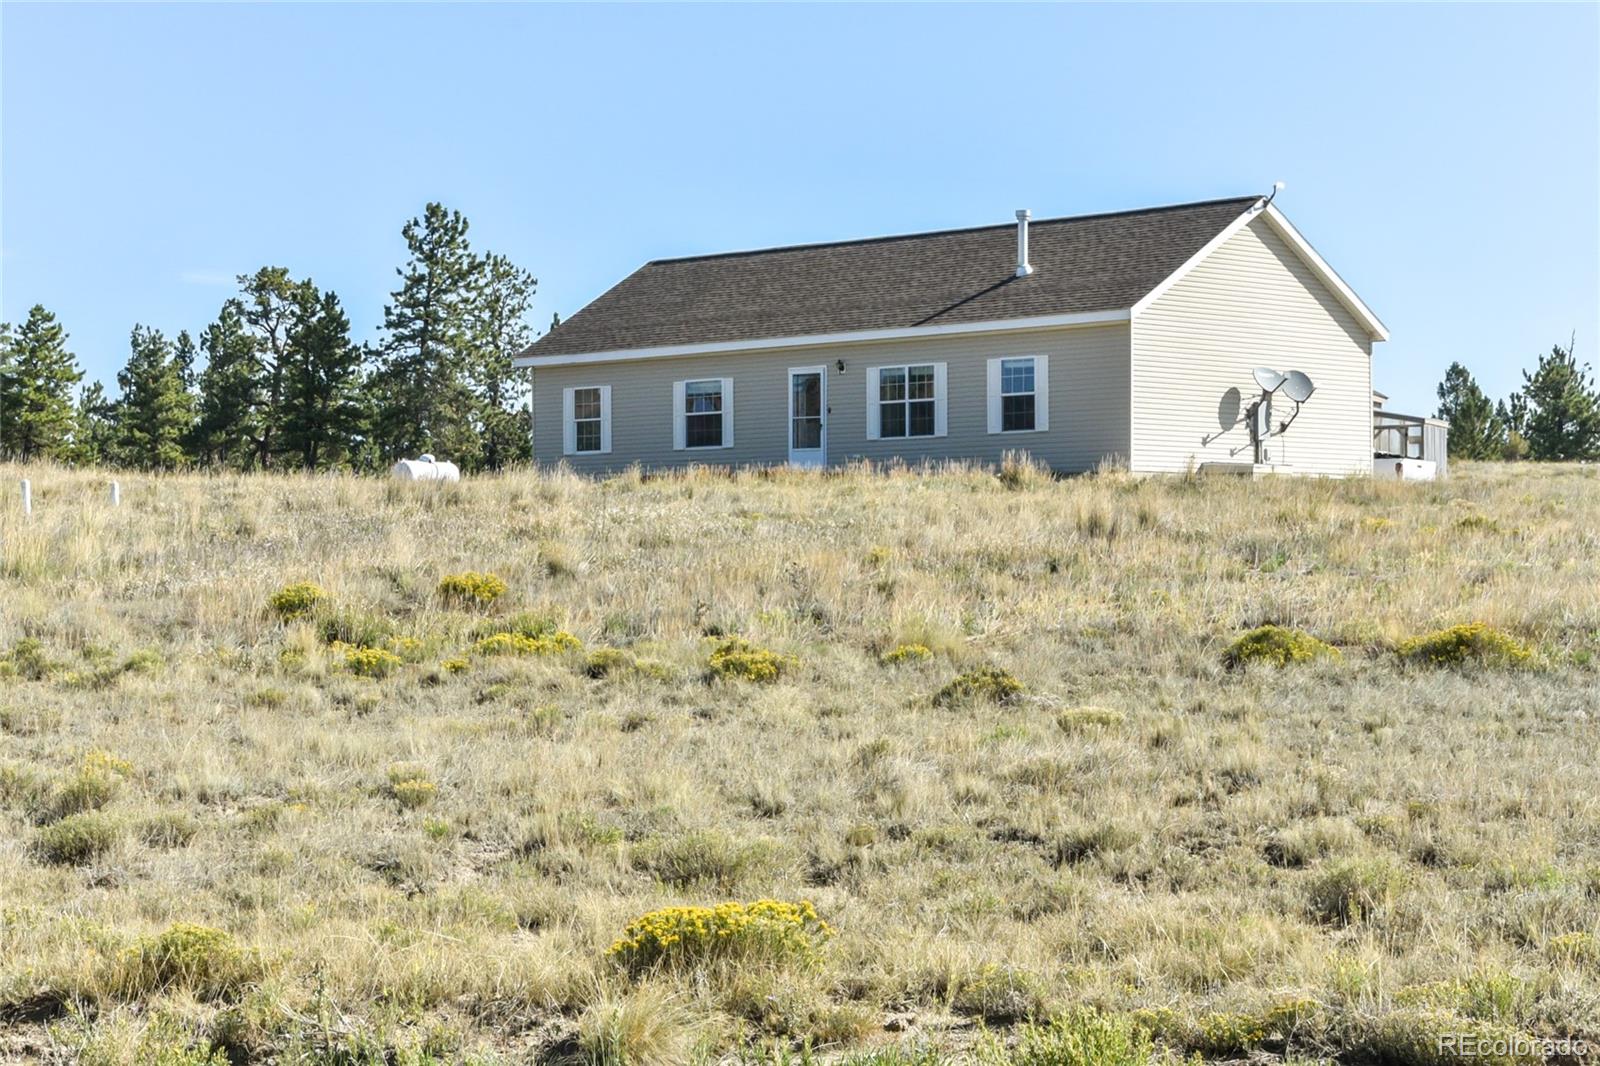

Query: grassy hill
[2,460,1597,1065]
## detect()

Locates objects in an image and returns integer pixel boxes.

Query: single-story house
[514,194,1390,476]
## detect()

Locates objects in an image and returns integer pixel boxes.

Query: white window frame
[672,377,734,450]
[987,355,1049,434]
[866,362,947,440]
[562,385,611,455]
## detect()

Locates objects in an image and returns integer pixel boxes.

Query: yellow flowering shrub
[438,571,508,608]
[1397,623,1533,668]
[607,899,831,974]
[1224,625,1340,669]
[387,765,437,809]
[268,582,326,621]
[881,643,933,666]
[473,630,581,657]
[708,638,796,684]
[934,666,1022,707]
[110,922,260,1001]
[331,642,403,678]
[440,656,470,674]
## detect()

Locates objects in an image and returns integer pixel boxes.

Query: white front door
[787,367,826,467]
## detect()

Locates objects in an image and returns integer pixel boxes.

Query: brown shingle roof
[524,196,1260,358]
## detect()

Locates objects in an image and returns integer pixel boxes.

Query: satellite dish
[1282,370,1316,403]
[1252,367,1286,393]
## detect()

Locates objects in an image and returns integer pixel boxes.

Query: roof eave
[511,308,1132,369]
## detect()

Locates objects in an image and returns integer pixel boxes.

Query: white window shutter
[672,380,686,450]
[562,388,577,455]
[866,367,881,440]
[599,385,612,453]
[1034,356,1049,432]
[721,378,734,448]
[933,363,948,438]
[986,358,1002,434]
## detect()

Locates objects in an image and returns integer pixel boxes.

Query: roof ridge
[648,195,1262,265]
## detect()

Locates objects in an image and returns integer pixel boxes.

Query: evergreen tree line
[0,203,539,472]
[1434,339,1600,462]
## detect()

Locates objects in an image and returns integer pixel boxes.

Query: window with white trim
[673,377,734,450]
[986,355,1048,434]
[879,364,936,438]
[684,380,724,447]
[867,363,946,440]
[563,385,611,455]
[1000,359,1036,432]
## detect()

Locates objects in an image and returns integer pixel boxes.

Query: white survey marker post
[20,479,31,517]
[110,481,121,507]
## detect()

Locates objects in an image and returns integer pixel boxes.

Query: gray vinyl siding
[1129,215,1373,476]
[532,324,1130,474]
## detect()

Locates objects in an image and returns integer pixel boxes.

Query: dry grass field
[2,459,1598,1065]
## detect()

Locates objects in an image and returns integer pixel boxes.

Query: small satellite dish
[1253,367,1285,393]
[1282,370,1316,403]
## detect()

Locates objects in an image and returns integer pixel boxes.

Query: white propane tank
[391,454,461,482]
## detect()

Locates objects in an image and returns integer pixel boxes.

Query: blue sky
[3,3,1596,414]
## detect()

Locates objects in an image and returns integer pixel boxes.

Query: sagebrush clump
[1224,625,1341,669]
[1396,622,1533,668]
[268,582,326,621]
[36,812,120,865]
[934,666,1023,706]
[437,571,508,607]
[607,899,831,974]
[109,923,259,1001]
[708,637,796,683]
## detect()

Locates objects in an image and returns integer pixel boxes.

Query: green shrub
[318,609,396,649]
[881,643,934,666]
[437,571,508,608]
[607,899,831,974]
[474,630,581,657]
[478,611,559,640]
[2,637,60,680]
[1358,1009,1542,1066]
[1307,856,1408,925]
[1224,625,1340,669]
[36,812,120,865]
[1397,623,1533,668]
[49,768,120,818]
[138,811,201,848]
[708,637,796,684]
[584,647,631,679]
[634,830,769,891]
[268,582,325,621]
[949,963,1049,1024]
[990,1010,1156,1066]
[110,923,259,1001]
[934,666,1022,707]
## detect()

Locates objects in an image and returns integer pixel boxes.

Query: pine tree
[280,287,367,470]
[0,321,16,453]
[114,326,195,470]
[0,305,83,459]
[236,267,313,468]
[1520,339,1600,461]
[372,203,480,466]
[69,381,117,465]
[191,300,266,468]
[1433,362,1503,460]
[467,252,537,469]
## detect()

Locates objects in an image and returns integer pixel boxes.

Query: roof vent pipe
[1015,209,1034,277]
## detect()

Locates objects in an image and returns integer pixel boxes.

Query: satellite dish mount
[1247,366,1316,464]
